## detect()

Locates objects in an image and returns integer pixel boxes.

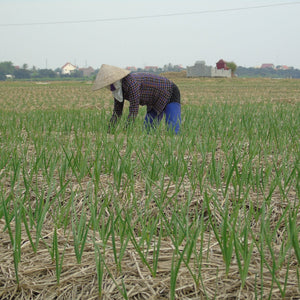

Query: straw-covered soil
[0,158,299,299]
[0,78,299,299]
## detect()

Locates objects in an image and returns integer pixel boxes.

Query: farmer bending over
[92,64,181,134]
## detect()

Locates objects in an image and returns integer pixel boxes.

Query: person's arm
[108,98,124,131]
[126,78,140,125]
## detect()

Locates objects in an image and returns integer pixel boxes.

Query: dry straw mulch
[0,177,299,299]
[0,142,299,299]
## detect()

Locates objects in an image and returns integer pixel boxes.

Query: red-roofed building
[261,64,275,69]
[277,65,290,70]
[61,62,77,75]
[216,59,229,70]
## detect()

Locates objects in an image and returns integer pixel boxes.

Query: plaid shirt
[110,73,174,124]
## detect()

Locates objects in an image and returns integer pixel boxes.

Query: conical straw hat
[92,64,130,91]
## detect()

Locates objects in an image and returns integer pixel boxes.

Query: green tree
[38,69,57,78]
[226,61,237,77]
[0,61,15,76]
[13,68,31,79]
[71,69,83,78]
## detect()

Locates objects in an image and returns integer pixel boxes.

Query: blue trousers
[144,102,181,134]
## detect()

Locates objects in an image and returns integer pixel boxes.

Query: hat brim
[92,64,130,91]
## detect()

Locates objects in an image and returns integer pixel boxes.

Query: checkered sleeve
[109,98,124,126]
[123,76,141,122]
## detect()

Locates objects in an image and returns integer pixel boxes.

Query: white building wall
[211,68,231,78]
[62,63,77,75]
[187,61,231,78]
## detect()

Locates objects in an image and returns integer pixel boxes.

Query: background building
[187,60,231,78]
[61,62,77,75]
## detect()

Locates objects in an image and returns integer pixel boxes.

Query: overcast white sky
[1,0,300,70]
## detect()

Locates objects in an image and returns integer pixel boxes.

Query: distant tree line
[0,61,97,81]
[129,64,184,74]
[1,61,300,80]
[0,61,187,81]
[236,66,300,78]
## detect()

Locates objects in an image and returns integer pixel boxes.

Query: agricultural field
[0,77,299,299]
